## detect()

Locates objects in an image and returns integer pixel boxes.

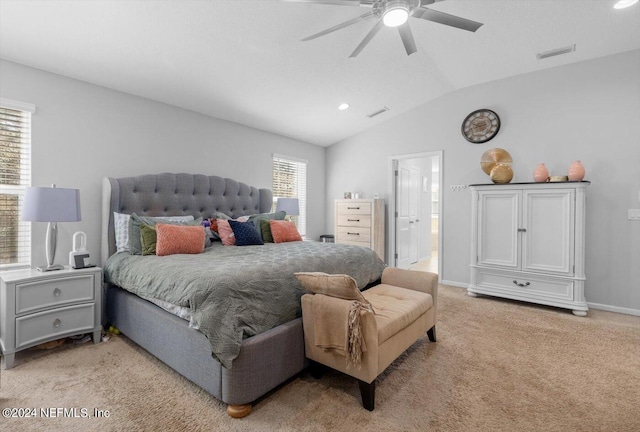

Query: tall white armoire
[468,182,589,316]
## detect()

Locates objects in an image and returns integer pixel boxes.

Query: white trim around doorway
[388,151,443,280]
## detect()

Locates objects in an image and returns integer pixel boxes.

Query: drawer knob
[53,288,61,297]
[347,207,360,210]
[512,280,531,288]
[53,318,62,329]
[347,219,360,222]
[347,232,360,236]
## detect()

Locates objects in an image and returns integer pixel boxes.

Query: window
[0,99,34,269]
[272,154,307,237]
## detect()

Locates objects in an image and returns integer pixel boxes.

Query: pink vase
[568,160,585,181]
[533,163,549,182]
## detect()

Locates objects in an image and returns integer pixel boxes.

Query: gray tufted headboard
[101,173,273,265]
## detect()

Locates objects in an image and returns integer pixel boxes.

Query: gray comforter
[104,241,385,368]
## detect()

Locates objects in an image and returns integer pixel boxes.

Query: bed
[101,173,385,417]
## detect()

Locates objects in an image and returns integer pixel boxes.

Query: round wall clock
[461,109,500,143]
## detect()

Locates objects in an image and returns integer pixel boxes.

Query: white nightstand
[0,266,102,369]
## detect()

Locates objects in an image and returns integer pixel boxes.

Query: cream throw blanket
[312,295,373,368]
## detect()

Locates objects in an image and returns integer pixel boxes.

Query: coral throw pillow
[217,219,235,245]
[155,223,205,256]
[270,220,303,243]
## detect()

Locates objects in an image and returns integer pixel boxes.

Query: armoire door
[521,189,575,275]
[477,190,520,270]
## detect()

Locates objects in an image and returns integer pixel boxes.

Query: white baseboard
[440,280,468,289]
[588,302,640,317]
[439,281,640,317]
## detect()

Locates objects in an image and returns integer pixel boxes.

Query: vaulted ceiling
[1,0,639,146]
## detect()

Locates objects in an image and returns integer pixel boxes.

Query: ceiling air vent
[537,44,576,60]
[367,106,389,118]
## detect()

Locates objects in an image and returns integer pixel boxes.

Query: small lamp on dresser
[22,184,81,271]
[276,197,299,221]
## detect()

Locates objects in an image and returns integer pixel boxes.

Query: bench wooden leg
[358,379,375,411]
[427,325,436,342]
[309,360,324,379]
[227,403,252,418]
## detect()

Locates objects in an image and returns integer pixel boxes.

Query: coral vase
[568,160,585,181]
[533,163,549,182]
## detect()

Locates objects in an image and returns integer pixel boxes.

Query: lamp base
[36,264,64,272]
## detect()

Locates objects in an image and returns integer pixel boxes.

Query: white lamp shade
[276,198,299,216]
[23,186,81,222]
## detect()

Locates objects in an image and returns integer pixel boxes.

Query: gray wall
[0,59,326,266]
[326,50,640,314]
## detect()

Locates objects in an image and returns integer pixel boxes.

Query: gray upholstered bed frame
[101,173,306,417]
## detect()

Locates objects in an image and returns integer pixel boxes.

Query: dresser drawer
[15,303,96,349]
[336,202,371,215]
[475,269,574,301]
[336,239,372,249]
[16,274,95,315]
[336,226,371,243]
[337,214,371,228]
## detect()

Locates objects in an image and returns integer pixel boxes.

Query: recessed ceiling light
[338,103,350,111]
[614,0,638,9]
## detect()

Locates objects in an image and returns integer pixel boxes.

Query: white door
[395,160,420,268]
[409,167,419,264]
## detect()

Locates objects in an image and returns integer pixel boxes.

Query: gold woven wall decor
[480,148,513,184]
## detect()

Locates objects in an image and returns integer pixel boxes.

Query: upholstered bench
[296,268,438,410]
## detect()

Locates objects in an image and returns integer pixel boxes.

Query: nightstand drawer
[16,274,95,315]
[15,303,96,350]
[337,214,371,228]
[336,202,371,215]
[337,226,371,243]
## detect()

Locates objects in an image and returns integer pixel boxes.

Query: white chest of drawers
[0,266,102,369]
[334,199,385,261]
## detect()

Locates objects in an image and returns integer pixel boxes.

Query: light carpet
[1,285,639,431]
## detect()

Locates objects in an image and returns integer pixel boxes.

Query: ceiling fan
[286,0,483,57]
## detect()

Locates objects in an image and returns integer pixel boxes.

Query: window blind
[0,100,34,268]
[272,154,307,237]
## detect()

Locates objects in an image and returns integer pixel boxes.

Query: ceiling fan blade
[349,19,384,58]
[282,0,375,6]
[302,11,374,41]
[412,7,483,32]
[397,22,417,56]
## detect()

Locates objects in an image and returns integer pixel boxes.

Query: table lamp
[276,198,299,221]
[22,184,81,271]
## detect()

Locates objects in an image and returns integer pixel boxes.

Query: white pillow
[114,212,131,253]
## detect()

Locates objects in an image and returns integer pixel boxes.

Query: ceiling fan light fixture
[614,0,638,9]
[383,7,409,27]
